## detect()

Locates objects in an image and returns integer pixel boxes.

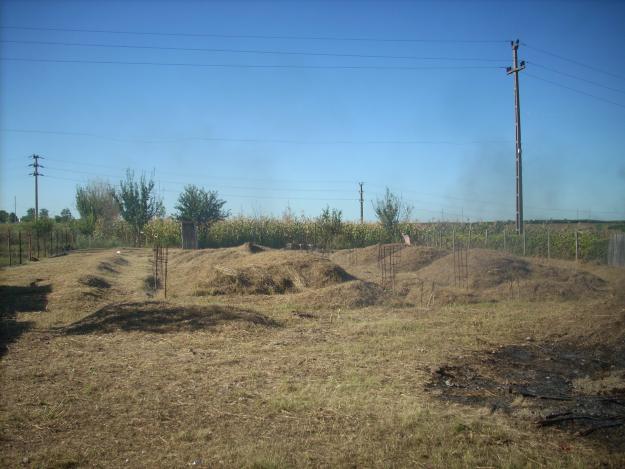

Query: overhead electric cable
[0,128,511,146]
[0,39,509,63]
[0,26,509,43]
[525,73,625,109]
[0,57,505,71]
[522,42,625,81]
[528,61,625,95]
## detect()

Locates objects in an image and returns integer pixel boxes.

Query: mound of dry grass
[331,244,446,275]
[78,275,111,289]
[293,280,386,309]
[169,245,355,296]
[410,249,609,304]
[62,301,279,335]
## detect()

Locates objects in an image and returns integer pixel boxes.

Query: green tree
[8,212,18,223]
[33,217,54,236]
[55,208,73,223]
[75,181,119,235]
[115,170,165,243]
[39,208,49,219]
[373,188,413,241]
[175,185,229,226]
[21,208,36,222]
[0,210,8,223]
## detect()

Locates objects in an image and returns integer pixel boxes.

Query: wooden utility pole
[507,40,525,234]
[358,182,364,224]
[28,154,44,221]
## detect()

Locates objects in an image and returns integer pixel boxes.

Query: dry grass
[1,245,625,468]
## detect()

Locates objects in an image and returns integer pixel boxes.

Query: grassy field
[1,244,624,468]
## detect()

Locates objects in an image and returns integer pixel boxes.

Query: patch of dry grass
[1,246,625,467]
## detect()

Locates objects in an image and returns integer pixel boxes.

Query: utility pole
[28,154,44,221]
[507,39,525,234]
[358,182,364,223]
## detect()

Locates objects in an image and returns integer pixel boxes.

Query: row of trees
[0,208,73,223]
[74,171,230,244]
[2,169,414,246]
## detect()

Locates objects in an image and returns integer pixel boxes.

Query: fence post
[50,231,53,257]
[523,230,526,256]
[485,229,488,248]
[547,229,550,260]
[19,231,22,264]
[468,223,472,250]
[29,233,32,260]
[503,228,507,252]
[7,230,12,266]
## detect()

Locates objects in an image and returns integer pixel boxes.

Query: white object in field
[116,251,121,254]
[402,233,411,246]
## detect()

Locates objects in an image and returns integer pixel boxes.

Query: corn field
[1,218,620,267]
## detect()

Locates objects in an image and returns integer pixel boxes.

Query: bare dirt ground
[1,244,624,468]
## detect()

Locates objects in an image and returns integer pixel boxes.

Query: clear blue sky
[1,0,624,222]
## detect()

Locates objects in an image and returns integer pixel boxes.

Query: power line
[34,156,359,185]
[39,174,625,217]
[0,39,509,63]
[43,165,356,193]
[43,174,358,202]
[0,128,512,146]
[525,72,625,109]
[0,57,505,71]
[528,61,625,95]
[0,26,509,44]
[522,42,625,81]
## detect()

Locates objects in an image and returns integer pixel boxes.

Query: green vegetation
[174,184,229,226]
[114,170,164,244]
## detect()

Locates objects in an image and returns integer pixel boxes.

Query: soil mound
[294,280,386,309]
[63,301,279,334]
[170,248,355,296]
[79,275,111,289]
[331,245,445,273]
[412,249,608,303]
[238,242,268,254]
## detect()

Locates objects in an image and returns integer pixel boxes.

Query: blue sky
[1,0,624,222]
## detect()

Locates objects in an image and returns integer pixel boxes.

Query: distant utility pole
[506,39,525,234]
[28,154,44,221]
[358,182,364,223]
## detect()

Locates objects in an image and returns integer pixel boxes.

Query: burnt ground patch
[426,341,625,447]
[79,275,111,289]
[62,301,281,335]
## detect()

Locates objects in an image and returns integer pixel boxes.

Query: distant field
[1,244,624,467]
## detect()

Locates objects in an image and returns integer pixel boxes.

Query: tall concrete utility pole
[28,154,44,221]
[358,182,364,223]
[507,40,525,234]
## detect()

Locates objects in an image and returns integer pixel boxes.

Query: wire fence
[0,228,77,266]
[0,220,622,268]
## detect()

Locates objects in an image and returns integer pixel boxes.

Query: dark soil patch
[291,310,317,319]
[97,262,119,274]
[62,301,280,334]
[426,341,625,446]
[111,256,129,266]
[79,275,111,289]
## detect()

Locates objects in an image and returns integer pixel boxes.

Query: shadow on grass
[0,283,51,357]
[63,301,281,335]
